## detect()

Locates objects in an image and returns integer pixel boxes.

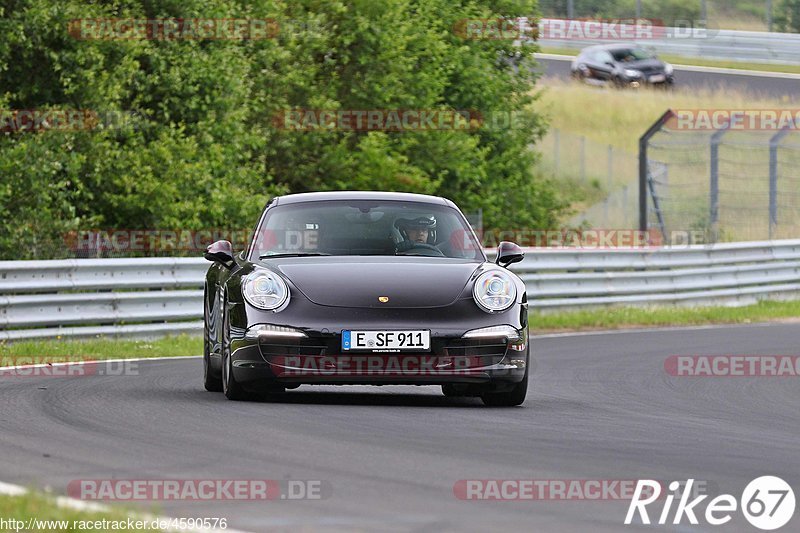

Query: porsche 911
[203,191,530,406]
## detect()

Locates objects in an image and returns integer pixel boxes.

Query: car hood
[264,256,482,308]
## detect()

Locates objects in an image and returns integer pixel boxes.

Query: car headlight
[624,69,642,78]
[473,270,517,313]
[242,270,289,311]
[664,62,673,75]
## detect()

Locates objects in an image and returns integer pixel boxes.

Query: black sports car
[571,44,674,87]
[203,191,530,406]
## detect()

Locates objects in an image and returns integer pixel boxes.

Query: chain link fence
[643,113,800,243]
[537,127,640,228]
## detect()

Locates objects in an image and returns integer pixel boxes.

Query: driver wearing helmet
[395,216,437,253]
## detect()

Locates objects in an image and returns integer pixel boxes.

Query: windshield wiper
[259,252,331,259]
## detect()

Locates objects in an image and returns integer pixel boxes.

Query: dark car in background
[571,44,674,87]
[203,191,530,406]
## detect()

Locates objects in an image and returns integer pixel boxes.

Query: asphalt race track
[537,56,800,102]
[2,323,799,532]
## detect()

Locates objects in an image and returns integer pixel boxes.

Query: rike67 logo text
[625,477,795,530]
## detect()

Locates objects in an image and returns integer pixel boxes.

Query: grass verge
[537,47,800,76]
[0,490,164,532]
[0,334,201,366]
[536,76,800,239]
[1,302,798,362]
[532,300,800,333]
[537,77,789,152]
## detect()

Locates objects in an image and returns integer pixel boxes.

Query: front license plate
[342,330,430,352]
[649,74,666,83]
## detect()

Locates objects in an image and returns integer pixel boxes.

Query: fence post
[709,128,728,243]
[639,110,675,232]
[767,0,773,32]
[768,126,791,239]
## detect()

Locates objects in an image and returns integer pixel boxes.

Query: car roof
[273,191,454,207]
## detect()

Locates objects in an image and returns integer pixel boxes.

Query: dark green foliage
[775,0,800,32]
[0,0,566,259]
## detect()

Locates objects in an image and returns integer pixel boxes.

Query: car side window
[596,51,613,64]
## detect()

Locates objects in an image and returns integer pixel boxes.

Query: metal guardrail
[507,241,800,308]
[536,19,800,65]
[1,240,799,340]
[0,258,207,341]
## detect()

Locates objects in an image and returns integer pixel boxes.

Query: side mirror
[204,240,234,264]
[496,241,524,268]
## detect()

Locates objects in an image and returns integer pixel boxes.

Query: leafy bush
[775,0,800,32]
[0,0,566,259]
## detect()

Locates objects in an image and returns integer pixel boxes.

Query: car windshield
[610,48,654,62]
[250,200,484,260]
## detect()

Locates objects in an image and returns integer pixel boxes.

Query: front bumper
[623,72,674,87]
[226,299,529,391]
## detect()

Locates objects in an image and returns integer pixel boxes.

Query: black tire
[480,368,528,407]
[203,286,222,392]
[220,296,251,401]
[573,65,588,83]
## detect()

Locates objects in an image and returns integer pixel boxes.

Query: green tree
[775,0,800,32]
[0,0,564,259]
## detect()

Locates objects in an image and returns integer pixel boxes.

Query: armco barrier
[535,19,800,65]
[1,240,799,340]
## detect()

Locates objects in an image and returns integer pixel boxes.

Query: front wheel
[481,369,528,407]
[221,298,251,401]
[203,286,222,392]
[572,65,589,83]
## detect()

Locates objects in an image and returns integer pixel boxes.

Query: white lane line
[535,52,576,61]
[0,479,251,533]
[534,52,800,79]
[532,321,794,339]
[0,481,27,496]
[671,63,800,79]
